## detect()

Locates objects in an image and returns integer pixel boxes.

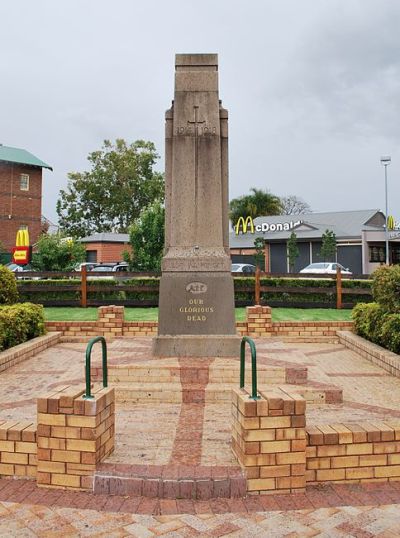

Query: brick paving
[3,338,400,467]
[3,337,400,533]
[1,479,400,536]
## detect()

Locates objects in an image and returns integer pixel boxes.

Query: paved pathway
[1,479,400,536]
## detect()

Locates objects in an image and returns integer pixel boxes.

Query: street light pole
[381,156,391,265]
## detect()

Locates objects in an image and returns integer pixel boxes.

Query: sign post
[12,229,31,265]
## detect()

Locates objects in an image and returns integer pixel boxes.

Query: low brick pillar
[98,306,124,338]
[37,386,115,490]
[246,306,272,337]
[232,387,306,494]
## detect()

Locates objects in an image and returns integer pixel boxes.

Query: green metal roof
[0,145,52,170]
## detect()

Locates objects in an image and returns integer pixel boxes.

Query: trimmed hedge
[17,276,372,307]
[352,265,400,353]
[0,303,46,351]
[0,265,18,304]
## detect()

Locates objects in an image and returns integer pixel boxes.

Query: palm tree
[229,188,283,224]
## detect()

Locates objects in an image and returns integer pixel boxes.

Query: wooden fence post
[336,265,342,309]
[81,266,87,308]
[255,266,261,305]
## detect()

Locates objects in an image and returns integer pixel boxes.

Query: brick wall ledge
[306,420,400,485]
[338,331,400,378]
[0,332,62,373]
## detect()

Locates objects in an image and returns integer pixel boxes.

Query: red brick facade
[84,242,132,263]
[0,162,42,251]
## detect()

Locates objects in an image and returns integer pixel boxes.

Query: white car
[231,263,257,274]
[299,262,352,275]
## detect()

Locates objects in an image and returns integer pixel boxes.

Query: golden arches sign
[235,216,255,235]
[387,215,395,231]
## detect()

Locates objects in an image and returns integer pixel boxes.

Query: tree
[287,232,299,272]
[254,237,265,269]
[280,195,311,215]
[229,188,282,225]
[57,139,164,237]
[31,234,86,271]
[123,202,165,271]
[320,229,337,262]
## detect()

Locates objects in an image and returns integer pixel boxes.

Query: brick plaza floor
[2,337,400,535]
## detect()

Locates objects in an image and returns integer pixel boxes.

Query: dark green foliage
[287,232,299,273]
[124,202,165,271]
[0,265,18,304]
[229,188,282,225]
[254,237,265,269]
[320,230,337,262]
[352,265,400,353]
[0,303,45,351]
[31,234,86,271]
[371,265,400,313]
[57,139,164,237]
[352,303,386,343]
[380,314,400,353]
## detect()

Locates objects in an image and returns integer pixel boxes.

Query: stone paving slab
[1,479,400,536]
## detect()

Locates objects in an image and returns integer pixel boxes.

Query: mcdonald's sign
[387,215,399,231]
[235,216,255,235]
[12,229,31,265]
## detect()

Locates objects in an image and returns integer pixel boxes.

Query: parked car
[299,262,352,275]
[5,263,41,280]
[74,262,99,272]
[231,263,257,274]
[88,262,129,280]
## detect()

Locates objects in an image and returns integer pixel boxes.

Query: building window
[369,246,385,263]
[20,174,29,191]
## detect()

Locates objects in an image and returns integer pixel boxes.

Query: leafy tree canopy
[123,202,165,272]
[320,229,337,262]
[31,233,86,271]
[287,231,299,272]
[229,188,282,225]
[57,139,164,238]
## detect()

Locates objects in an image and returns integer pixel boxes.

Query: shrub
[372,265,400,313]
[0,265,18,305]
[380,314,400,354]
[352,302,386,343]
[0,303,45,351]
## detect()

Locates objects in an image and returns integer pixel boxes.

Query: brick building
[80,233,131,263]
[0,145,52,252]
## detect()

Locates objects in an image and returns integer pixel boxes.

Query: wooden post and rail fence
[14,268,372,309]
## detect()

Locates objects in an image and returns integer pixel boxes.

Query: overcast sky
[1,0,399,224]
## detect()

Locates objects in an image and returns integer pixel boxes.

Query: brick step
[113,382,342,404]
[93,364,307,385]
[94,463,247,499]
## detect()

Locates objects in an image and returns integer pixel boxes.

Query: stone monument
[152,53,240,357]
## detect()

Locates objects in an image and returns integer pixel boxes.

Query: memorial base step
[94,463,247,499]
[113,382,342,404]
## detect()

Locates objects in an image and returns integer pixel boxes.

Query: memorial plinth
[153,54,239,357]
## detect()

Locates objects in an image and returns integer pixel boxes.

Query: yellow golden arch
[235,216,255,235]
[16,229,30,247]
[387,215,395,231]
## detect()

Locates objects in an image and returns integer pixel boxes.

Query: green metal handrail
[84,336,108,400]
[240,336,260,400]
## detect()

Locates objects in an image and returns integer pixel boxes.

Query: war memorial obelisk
[153,53,240,357]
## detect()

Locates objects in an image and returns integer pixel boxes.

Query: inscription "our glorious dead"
[179,298,214,322]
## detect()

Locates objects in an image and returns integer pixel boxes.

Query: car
[88,262,130,280]
[299,262,352,275]
[231,263,257,274]
[5,263,41,280]
[74,262,99,272]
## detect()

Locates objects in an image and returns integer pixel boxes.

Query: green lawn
[44,307,352,322]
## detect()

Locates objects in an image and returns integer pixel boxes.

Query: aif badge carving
[186,282,207,294]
